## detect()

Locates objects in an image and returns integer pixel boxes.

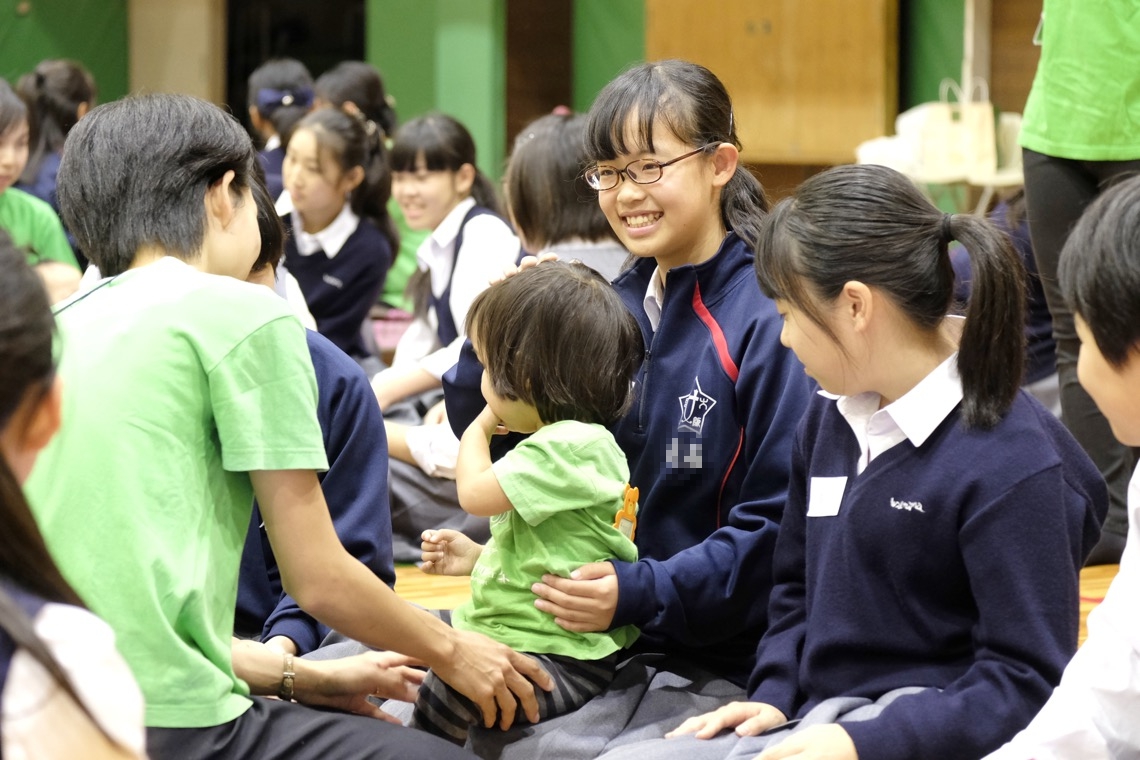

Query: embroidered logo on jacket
[678,377,716,435]
[322,273,345,289]
[889,497,925,513]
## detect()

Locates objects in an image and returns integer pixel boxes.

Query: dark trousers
[146,696,475,760]
[1022,148,1140,562]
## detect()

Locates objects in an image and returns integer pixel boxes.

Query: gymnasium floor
[395,562,1121,647]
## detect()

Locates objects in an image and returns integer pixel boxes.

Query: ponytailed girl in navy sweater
[646,164,1107,760]
[281,107,395,370]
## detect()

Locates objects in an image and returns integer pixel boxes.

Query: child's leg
[410,652,619,746]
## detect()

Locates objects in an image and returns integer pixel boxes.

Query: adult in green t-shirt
[408,261,645,746]
[1020,0,1140,566]
[24,92,550,760]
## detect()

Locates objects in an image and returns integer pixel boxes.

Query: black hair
[506,113,617,252]
[249,166,285,275]
[389,113,501,214]
[1059,171,1140,367]
[315,61,397,139]
[0,231,115,739]
[583,59,768,249]
[755,164,1025,429]
[16,59,96,186]
[247,58,314,146]
[0,79,27,139]
[467,261,643,426]
[291,107,398,254]
[58,93,257,277]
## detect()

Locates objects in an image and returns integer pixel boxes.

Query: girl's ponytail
[469,171,503,216]
[721,167,768,251]
[354,113,399,254]
[948,213,1026,428]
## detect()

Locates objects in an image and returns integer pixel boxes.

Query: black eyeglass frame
[584,144,716,191]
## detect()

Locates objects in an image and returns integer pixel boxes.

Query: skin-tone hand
[496,251,560,283]
[423,398,448,426]
[420,528,484,575]
[431,629,552,729]
[753,724,857,760]
[666,701,788,740]
[532,562,619,632]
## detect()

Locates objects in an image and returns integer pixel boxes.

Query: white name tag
[807,476,848,517]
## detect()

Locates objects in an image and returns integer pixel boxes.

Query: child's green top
[0,187,79,269]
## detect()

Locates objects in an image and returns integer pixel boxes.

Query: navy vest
[430,206,509,346]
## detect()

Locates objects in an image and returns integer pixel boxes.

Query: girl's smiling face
[594,118,730,272]
[391,153,474,232]
[0,119,29,195]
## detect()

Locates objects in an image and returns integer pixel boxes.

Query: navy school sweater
[749,390,1107,760]
[236,329,395,654]
[0,582,49,705]
[444,233,813,685]
[282,213,392,361]
[258,146,285,201]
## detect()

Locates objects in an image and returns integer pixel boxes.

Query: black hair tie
[941,213,954,243]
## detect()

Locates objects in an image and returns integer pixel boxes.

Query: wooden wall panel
[990,0,1041,114]
[646,0,898,165]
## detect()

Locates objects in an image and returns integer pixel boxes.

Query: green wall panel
[572,0,644,114]
[0,0,128,102]
[900,0,964,111]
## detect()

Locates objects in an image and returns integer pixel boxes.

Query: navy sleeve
[610,319,813,675]
[443,339,527,461]
[261,333,396,653]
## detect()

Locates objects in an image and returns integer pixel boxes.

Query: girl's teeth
[626,213,660,228]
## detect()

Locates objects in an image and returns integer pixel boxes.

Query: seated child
[984,172,1140,759]
[411,261,644,745]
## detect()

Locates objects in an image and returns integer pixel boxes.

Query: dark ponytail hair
[315,61,397,139]
[0,231,113,735]
[583,59,768,249]
[755,164,1025,428]
[247,58,314,147]
[16,59,95,186]
[392,113,502,318]
[290,107,398,254]
[389,113,502,214]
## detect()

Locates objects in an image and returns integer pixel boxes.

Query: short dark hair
[0,79,27,137]
[467,261,643,426]
[1060,171,1140,367]
[755,164,1026,429]
[250,169,285,275]
[315,60,397,138]
[506,113,616,251]
[584,59,767,248]
[247,58,314,143]
[57,93,257,277]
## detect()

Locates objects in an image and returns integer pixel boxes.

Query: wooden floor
[396,563,1121,647]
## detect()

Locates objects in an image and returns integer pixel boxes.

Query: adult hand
[420,529,484,575]
[296,651,426,723]
[433,629,554,729]
[532,562,618,632]
[495,251,560,283]
[666,701,787,740]
[754,724,857,760]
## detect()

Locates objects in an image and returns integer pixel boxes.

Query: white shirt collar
[642,266,665,331]
[264,134,281,152]
[290,203,359,258]
[830,352,964,473]
[417,197,477,267]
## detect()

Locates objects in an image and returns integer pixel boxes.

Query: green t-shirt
[381,197,428,312]
[452,421,640,660]
[1020,0,1140,161]
[0,187,79,269]
[26,257,328,729]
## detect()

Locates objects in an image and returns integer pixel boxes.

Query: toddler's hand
[421,529,484,576]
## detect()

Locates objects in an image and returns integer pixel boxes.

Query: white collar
[830,351,964,450]
[425,198,477,253]
[264,134,281,152]
[641,265,666,331]
[291,203,360,258]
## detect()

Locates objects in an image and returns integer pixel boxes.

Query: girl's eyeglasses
[584,144,714,191]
